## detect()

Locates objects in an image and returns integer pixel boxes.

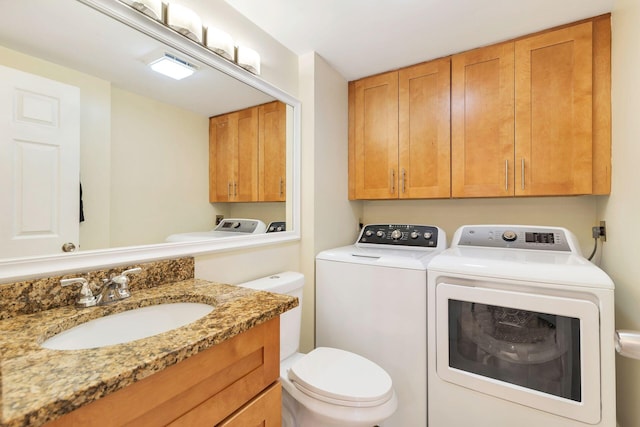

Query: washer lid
[288,347,394,407]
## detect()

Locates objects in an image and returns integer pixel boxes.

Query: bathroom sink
[41,302,214,350]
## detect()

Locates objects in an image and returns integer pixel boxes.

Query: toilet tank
[237,271,304,361]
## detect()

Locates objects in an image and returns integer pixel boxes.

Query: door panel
[451,43,515,197]
[0,65,80,257]
[354,71,398,199]
[399,59,451,198]
[515,22,593,196]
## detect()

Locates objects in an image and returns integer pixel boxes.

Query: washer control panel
[214,218,266,234]
[455,225,574,252]
[357,224,440,248]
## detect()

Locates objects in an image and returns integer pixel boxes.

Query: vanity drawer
[44,317,280,427]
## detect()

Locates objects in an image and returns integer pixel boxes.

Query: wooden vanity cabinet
[349,58,451,200]
[45,318,281,427]
[452,17,611,198]
[209,107,259,202]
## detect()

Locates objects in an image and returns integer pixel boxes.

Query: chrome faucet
[95,267,142,305]
[61,267,142,308]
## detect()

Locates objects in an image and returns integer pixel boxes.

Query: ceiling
[224,0,614,81]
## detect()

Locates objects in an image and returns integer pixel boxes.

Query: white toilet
[238,272,398,427]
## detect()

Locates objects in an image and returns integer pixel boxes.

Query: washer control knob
[423,232,433,239]
[365,230,373,237]
[410,231,419,239]
[232,222,241,229]
[391,229,402,240]
[376,230,385,238]
[502,231,517,242]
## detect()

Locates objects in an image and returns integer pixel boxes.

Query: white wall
[109,88,217,247]
[297,52,360,351]
[600,2,640,425]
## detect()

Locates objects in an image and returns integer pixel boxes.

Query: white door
[0,65,80,258]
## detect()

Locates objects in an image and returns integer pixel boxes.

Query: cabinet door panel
[235,108,259,202]
[259,101,286,202]
[452,43,515,197]
[399,59,451,198]
[515,22,593,196]
[354,71,399,199]
[209,115,236,202]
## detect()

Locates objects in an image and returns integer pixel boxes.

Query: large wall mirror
[0,0,301,282]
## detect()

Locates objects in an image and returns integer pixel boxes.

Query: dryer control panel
[454,225,575,252]
[357,224,442,248]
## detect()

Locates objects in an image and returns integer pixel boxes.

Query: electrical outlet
[599,220,607,242]
[216,215,224,225]
[592,221,607,241]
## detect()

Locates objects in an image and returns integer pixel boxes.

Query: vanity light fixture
[166,3,203,43]
[118,0,163,21]
[236,45,261,75]
[149,53,197,80]
[206,26,235,61]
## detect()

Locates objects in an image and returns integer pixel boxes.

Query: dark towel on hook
[80,182,85,222]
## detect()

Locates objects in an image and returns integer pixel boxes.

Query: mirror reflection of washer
[165,219,266,242]
[427,225,615,427]
[316,224,446,426]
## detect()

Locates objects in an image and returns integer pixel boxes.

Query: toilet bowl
[238,272,397,427]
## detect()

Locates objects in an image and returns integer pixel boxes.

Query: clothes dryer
[427,225,615,427]
[316,224,446,426]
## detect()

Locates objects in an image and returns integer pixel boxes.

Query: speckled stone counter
[0,274,297,427]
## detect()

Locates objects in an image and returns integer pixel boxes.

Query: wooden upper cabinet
[350,60,451,200]
[259,101,286,202]
[349,15,610,200]
[209,107,259,202]
[515,22,593,196]
[399,59,451,198]
[352,71,399,199]
[451,43,515,198]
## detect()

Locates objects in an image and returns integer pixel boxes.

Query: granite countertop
[0,279,298,427]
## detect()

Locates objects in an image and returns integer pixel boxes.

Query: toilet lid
[288,347,394,407]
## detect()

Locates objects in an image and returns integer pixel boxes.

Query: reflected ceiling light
[166,3,203,43]
[236,46,261,75]
[206,27,235,61]
[149,53,197,80]
[119,0,163,21]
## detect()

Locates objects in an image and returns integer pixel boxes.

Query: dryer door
[435,282,600,424]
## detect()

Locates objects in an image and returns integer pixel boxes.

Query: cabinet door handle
[228,182,232,199]
[279,177,284,196]
[401,168,406,194]
[521,158,525,190]
[234,181,238,197]
[505,160,508,191]
[390,169,395,194]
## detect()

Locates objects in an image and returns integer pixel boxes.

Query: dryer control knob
[376,230,385,238]
[391,229,402,240]
[410,231,419,239]
[502,231,517,241]
[365,230,373,237]
[423,232,433,239]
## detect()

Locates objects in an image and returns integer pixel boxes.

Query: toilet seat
[288,347,394,408]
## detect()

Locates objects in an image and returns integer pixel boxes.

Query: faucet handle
[112,267,142,298]
[60,277,97,308]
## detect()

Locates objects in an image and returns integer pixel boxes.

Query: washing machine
[165,218,266,242]
[427,225,615,427]
[316,224,447,427]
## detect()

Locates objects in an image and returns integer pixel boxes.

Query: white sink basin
[41,302,214,350]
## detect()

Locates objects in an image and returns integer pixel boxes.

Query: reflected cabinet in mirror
[0,0,301,281]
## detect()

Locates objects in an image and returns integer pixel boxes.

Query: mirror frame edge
[0,0,301,284]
